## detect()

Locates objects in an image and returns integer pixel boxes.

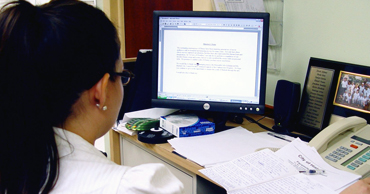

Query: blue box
[159,114,215,137]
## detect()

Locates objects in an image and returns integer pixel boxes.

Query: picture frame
[296,57,370,138]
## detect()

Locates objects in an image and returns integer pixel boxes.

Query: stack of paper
[199,139,361,194]
[168,127,291,167]
[275,138,360,192]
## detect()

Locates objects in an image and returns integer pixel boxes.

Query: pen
[267,132,292,142]
[299,169,325,175]
[172,151,187,159]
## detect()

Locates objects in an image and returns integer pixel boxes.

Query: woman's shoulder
[52,157,130,193]
[118,163,185,194]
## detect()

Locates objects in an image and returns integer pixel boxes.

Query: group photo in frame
[334,71,370,113]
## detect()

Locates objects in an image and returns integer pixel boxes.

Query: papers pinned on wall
[211,0,277,46]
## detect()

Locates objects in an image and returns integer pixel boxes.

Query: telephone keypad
[327,146,370,172]
[359,158,367,162]
[347,166,356,170]
[341,146,352,152]
[340,146,352,152]
[327,146,354,162]
[346,151,370,171]
[336,148,349,155]
[356,142,363,146]
[325,155,337,162]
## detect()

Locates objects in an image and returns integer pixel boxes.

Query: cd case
[160,114,215,137]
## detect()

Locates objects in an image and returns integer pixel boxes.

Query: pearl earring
[96,104,108,111]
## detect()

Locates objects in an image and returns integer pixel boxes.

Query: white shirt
[51,127,184,194]
[353,92,360,101]
[364,88,370,97]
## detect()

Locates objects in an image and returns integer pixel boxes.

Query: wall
[194,0,370,106]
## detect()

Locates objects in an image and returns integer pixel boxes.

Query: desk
[109,115,274,193]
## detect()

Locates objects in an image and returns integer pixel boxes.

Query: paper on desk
[254,131,296,148]
[121,108,178,122]
[200,149,298,191]
[113,121,136,136]
[200,149,337,194]
[168,127,288,167]
[114,108,178,135]
[275,138,361,192]
[199,139,355,194]
[229,173,337,194]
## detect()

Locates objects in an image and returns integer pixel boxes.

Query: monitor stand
[207,112,234,133]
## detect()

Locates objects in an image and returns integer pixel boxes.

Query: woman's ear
[92,73,110,109]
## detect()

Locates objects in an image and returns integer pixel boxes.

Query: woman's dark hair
[0,0,120,193]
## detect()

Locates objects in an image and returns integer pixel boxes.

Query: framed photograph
[296,58,370,138]
[334,71,370,113]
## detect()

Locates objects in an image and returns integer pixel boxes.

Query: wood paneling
[124,0,192,58]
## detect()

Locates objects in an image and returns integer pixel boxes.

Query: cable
[242,115,313,142]
[243,115,274,132]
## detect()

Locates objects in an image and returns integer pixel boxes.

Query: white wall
[194,0,370,106]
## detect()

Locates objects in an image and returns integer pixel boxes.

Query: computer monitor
[151,11,270,123]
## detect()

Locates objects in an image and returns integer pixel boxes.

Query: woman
[0,0,183,193]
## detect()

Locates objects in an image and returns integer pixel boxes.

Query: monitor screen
[152,11,269,115]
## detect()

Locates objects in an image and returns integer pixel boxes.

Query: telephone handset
[308,116,370,178]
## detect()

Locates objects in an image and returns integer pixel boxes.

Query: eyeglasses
[111,69,135,86]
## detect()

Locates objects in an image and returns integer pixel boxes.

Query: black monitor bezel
[151,11,270,114]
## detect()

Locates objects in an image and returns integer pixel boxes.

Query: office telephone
[308,116,370,178]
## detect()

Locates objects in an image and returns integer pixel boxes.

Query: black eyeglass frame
[110,69,135,86]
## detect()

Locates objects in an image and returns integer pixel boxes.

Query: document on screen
[162,29,259,98]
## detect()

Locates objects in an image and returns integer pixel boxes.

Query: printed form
[200,139,360,194]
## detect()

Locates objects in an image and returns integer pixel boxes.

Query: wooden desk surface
[109,114,275,182]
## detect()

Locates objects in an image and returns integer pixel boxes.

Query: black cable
[243,115,313,142]
[243,115,274,132]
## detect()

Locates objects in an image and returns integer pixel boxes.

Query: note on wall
[212,0,276,46]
